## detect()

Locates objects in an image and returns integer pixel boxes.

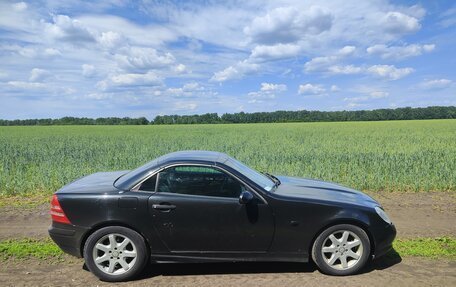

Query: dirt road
[1,191,454,239]
[1,256,455,287]
[0,191,455,286]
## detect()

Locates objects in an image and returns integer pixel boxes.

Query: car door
[146,164,274,252]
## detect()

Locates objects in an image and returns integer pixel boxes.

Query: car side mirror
[239,190,254,204]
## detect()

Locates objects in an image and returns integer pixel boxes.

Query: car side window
[138,174,157,192]
[156,165,244,198]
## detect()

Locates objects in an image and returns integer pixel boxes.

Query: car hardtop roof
[157,150,230,165]
[114,151,233,190]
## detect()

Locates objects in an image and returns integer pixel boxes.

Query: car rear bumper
[48,223,89,258]
[372,222,397,259]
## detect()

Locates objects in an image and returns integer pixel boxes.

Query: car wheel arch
[309,219,375,260]
[80,221,151,258]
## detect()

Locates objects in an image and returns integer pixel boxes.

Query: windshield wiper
[262,172,281,188]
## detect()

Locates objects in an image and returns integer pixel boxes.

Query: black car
[49,150,396,281]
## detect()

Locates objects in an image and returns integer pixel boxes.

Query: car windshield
[223,157,275,191]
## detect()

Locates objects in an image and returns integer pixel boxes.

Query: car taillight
[50,194,71,224]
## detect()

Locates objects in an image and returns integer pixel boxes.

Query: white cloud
[12,2,27,12]
[367,43,435,60]
[248,82,287,103]
[439,7,456,28]
[403,5,426,19]
[0,45,62,58]
[304,46,356,73]
[109,71,162,86]
[173,102,198,111]
[328,65,363,75]
[78,14,177,47]
[367,65,414,80]
[304,55,338,72]
[247,92,275,102]
[260,82,287,92]
[137,1,425,53]
[307,59,414,80]
[337,45,356,56]
[244,6,333,45]
[81,64,95,77]
[29,68,51,82]
[419,79,452,90]
[45,15,96,43]
[166,87,186,97]
[211,66,238,82]
[174,64,187,74]
[164,82,210,98]
[98,31,123,49]
[344,96,369,102]
[140,5,252,50]
[382,11,421,35]
[85,93,112,100]
[298,83,326,95]
[16,46,37,58]
[250,44,301,60]
[211,60,259,82]
[95,80,108,91]
[330,85,340,92]
[182,82,203,91]
[8,81,46,89]
[344,90,389,103]
[114,46,175,72]
[43,48,61,57]
[369,91,389,98]
[219,43,301,76]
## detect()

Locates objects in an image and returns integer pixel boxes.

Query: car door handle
[152,204,176,211]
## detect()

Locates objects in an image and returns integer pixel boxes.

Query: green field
[2,236,455,260]
[0,119,455,196]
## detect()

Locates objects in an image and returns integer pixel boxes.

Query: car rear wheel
[312,224,370,276]
[83,226,148,282]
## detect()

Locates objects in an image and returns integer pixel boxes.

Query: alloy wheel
[320,230,363,270]
[92,233,138,275]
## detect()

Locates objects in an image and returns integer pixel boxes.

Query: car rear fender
[79,221,151,257]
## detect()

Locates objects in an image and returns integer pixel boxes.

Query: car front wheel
[312,224,371,276]
[83,226,148,282]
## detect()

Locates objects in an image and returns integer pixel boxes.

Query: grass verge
[0,238,63,260]
[0,237,455,261]
[393,237,456,259]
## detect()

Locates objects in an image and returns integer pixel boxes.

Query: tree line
[1,106,455,126]
[0,117,149,126]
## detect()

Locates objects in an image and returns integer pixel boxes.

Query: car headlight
[375,206,392,224]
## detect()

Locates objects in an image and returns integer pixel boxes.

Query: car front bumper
[48,222,89,258]
[371,222,397,259]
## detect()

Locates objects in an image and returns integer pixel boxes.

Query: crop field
[0,119,455,286]
[0,119,455,196]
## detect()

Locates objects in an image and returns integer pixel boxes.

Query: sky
[0,0,455,120]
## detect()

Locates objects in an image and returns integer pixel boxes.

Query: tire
[83,226,148,282]
[312,224,370,276]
